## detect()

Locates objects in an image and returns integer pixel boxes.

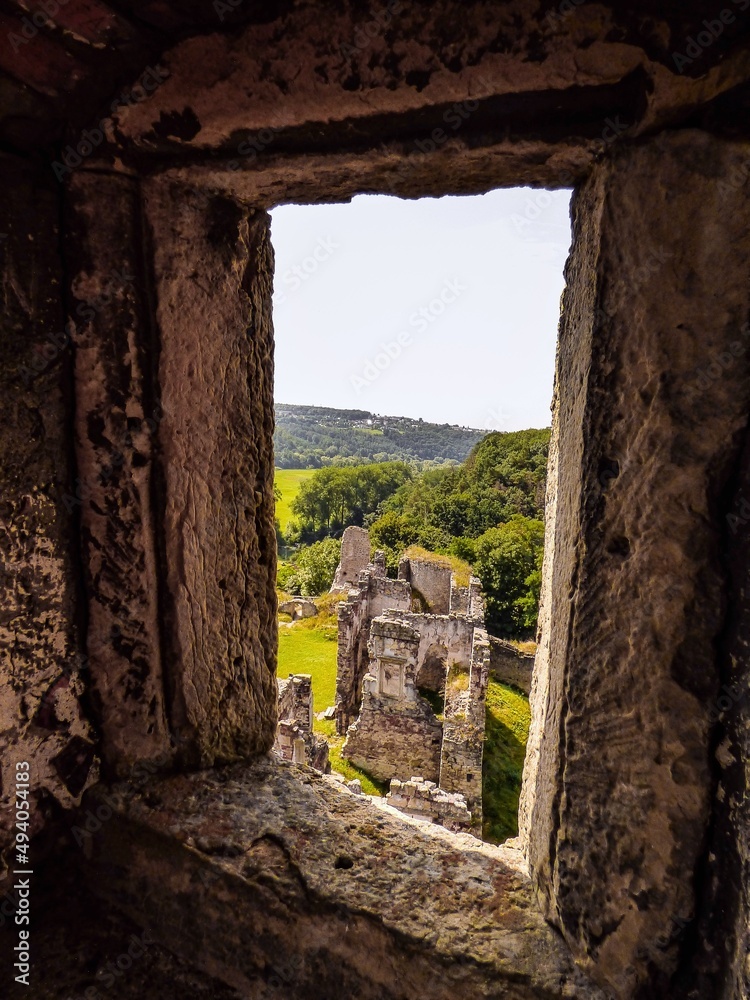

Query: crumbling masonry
[333,529,489,830]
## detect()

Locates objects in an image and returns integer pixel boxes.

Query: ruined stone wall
[386,778,472,833]
[277,675,313,735]
[398,556,452,613]
[379,609,475,691]
[330,525,371,593]
[489,636,534,696]
[439,628,490,825]
[334,572,411,734]
[468,577,485,620]
[450,584,470,615]
[343,618,443,783]
[275,674,329,772]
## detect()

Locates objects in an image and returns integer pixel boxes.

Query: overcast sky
[270,189,571,431]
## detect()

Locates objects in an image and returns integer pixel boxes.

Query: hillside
[275,403,485,468]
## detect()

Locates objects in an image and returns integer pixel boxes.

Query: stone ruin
[278,597,318,621]
[331,529,490,833]
[386,778,473,834]
[274,673,330,773]
[331,524,372,593]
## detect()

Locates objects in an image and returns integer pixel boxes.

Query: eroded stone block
[82,757,608,1000]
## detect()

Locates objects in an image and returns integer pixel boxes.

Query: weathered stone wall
[81,757,609,1000]
[380,609,475,690]
[144,181,278,768]
[0,156,98,864]
[66,171,173,773]
[439,628,490,824]
[331,525,371,593]
[399,555,452,613]
[335,571,411,734]
[489,636,534,696]
[275,674,329,772]
[450,584,470,615]
[343,618,443,783]
[468,577,484,619]
[519,131,750,997]
[387,777,472,833]
[277,674,313,735]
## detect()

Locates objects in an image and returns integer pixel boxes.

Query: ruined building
[2,3,750,997]
[332,529,489,831]
[273,672,330,773]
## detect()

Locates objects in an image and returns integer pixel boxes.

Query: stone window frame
[8,116,743,999]
[377,655,406,699]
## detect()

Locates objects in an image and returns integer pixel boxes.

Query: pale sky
[270,189,572,431]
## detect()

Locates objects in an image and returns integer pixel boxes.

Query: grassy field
[277,627,338,709]
[277,608,531,829]
[482,680,532,843]
[274,468,316,531]
[277,621,387,796]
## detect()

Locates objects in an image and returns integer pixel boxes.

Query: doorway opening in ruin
[269,189,571,844]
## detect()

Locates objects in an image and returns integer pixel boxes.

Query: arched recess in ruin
[416,641,449,695]
[2,4,750,998]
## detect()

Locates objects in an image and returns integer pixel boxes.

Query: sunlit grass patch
[274,468,316,531]
[482,680,531,844]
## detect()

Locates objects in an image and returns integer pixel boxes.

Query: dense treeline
[275,403,484,468]
[289,462,413,541]
[278,428,550,637]
[368,428,549,557]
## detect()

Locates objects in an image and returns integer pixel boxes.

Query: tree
[473,515,545,637]
[289,537,342,596]
[291,462,412,538]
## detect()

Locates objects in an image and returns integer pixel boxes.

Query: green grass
[274,468,316,531]
[277,627,339,709]
[401,545,473,587]
[482,680,531,844]
[277,621,386,796]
